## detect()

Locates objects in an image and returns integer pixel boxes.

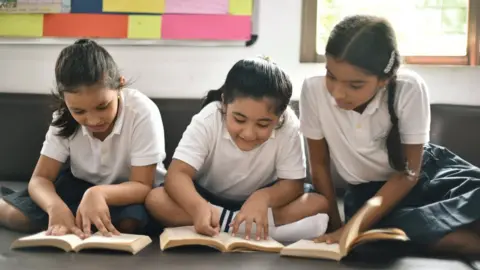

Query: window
[300,0,480,65]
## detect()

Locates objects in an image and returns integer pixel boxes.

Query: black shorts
[3,168,150,232]
[160,180,317,212]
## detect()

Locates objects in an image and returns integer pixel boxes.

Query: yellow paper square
[229,0,253,15]
[103,0,165,14]
[0,14,43,37]
[128,15,161,39]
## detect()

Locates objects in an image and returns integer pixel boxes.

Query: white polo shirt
[172,101,306,201]
[299,69,430,185]
[40,88,167,186]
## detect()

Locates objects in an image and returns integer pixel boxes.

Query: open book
[280,196,409,261]
[160,226,284,253]
[11,231,152,255]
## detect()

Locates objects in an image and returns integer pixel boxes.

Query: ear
[119,76,126,87]
[378,78,390,89]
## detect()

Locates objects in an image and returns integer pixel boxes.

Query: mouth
[86,124,108,132]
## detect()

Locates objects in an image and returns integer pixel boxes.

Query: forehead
[64,86,116,106]
[326,56,376,82]
[227,97,277,119]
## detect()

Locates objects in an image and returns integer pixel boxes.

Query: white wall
[0,0,479,105]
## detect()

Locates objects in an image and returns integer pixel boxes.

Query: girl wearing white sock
[146,56,329,242]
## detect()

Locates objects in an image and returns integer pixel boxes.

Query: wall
[0,0,479,105]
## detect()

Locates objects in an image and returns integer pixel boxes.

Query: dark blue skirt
[344,143,480,245]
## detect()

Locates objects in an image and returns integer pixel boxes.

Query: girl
[146,56,329,242]
[301,15,480,256]
[0,39,167,238]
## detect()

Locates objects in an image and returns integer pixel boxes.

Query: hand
[46,203,84,238]
[327,215,344,233]
[192,202,220,237]
[76,187,120,238]
[230,191,269,241]
[314,226,344,244]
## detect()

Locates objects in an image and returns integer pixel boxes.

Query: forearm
[256,179,304,208]
[92,181,152,206]
[28,176,66,213]
[359,172,417,232]
[164,172,208,218]
[312,169,340,217]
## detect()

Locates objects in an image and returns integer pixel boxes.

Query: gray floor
[0,181,478,270]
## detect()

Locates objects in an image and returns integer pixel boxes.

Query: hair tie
[384,51,395,74]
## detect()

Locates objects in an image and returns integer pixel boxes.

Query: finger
[70,226,85,239]
[263,218,269,240]
[209,210,220,235]
[102,214,120,236]
[244,218,253,240]
[82,216,91,237]
[230,214,245,236]
[75,212,82,229]
[51,225,60,236]
[93,217,110,237]
[314,234,328,243]
[56,225,68,236]
[46,224,54,235]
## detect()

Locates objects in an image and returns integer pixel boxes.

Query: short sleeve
[172,113,212,171]
[299,78,324,140]
[396,74,431,144]
[40,118,70,163]
[130,105,166,166]
[275,116,307,180]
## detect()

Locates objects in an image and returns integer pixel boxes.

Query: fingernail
[257,237,260,241]
[246,235,249,240]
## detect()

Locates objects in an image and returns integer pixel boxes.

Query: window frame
[300,0,480,66]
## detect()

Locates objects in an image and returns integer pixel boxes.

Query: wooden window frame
[300,0,480,66]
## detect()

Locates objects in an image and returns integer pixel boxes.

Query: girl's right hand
[192,202,220,237]
[46,203,84,238]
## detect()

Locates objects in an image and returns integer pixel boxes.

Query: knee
[306,193,330,214]
[116,218,140,234]
[0,199,33,232]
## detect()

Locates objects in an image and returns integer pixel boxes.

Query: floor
[0,181,478,270]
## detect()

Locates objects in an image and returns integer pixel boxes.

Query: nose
[239,125,256,141]
[331,84,346,100]
[86,114,102,126]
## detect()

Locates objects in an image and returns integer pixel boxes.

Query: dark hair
[51,39,124,138]
[325,15,404,171]
[201,56,292,123]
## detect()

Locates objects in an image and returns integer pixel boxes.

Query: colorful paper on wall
[0,0,70,13]
[43,14,128,38]
[229,0,252,15]
[162,14,250,40]
[128,15,161,39]
[102,0,164,14]
[70,0,101,13]
[0,14,43,36]
[165,0,227,15]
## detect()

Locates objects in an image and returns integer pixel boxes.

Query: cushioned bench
[0,92,479,269]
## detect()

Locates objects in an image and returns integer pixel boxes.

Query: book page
[81,233,143,245]
[15,231,83,248]
[222,233,284,251]
[284,239,340,253]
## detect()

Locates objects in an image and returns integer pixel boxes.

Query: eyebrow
[69,101,111,111]
[233,112,273,122]
[326,68,367,84]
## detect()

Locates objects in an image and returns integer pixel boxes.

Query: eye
[71,110,85,115]
[233,116,246,123]
[97,103,110,110]
[257,123,270,128]
[350,84,364,90]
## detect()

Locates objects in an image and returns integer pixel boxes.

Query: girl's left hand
[314,226,344,244]
[76,187,120,238]
[230,191,270,241]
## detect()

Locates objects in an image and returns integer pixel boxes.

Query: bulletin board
[0,0,258,46]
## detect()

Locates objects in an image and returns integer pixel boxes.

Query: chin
[235,141,258,151]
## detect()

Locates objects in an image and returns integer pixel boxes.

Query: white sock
[269,213,329,243]
[214,207,276,236]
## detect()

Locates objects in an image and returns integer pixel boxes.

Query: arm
[358,144,423,232]
[307,138,343,230]
[91,164,155,206]
[28,155,66,213]
[164,160,208,218]
[254,179,304,208]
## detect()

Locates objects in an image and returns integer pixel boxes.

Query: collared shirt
[299,69,430,184]
[172,101,306,201]
[40,88,167,186]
